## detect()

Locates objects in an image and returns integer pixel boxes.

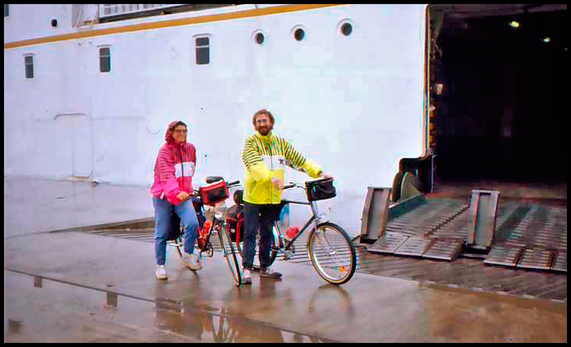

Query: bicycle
[228,178,357,285]
[170,176,243,287]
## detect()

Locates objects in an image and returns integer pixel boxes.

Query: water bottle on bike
[285,226,300,241]
[197,219,212,250]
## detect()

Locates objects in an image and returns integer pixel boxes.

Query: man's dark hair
[252,109,275,126]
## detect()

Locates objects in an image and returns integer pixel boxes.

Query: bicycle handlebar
[192,179,240,195]
[283,182,305,191]
[227,180,240,187]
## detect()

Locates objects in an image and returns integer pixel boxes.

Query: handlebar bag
[199,180,229,206]
[305,177,336,201]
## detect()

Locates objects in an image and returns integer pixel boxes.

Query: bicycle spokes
[308,223,356,284]
[314,230,344,267]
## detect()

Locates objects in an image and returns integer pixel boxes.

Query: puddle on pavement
[153,306,334,342]
[5,270,332,342]
[421,282,567,313]
[418,282,567,343]
[8,320,23,334]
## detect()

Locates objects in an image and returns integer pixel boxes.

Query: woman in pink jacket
[151,120,201,279]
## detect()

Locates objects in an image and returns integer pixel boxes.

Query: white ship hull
[4,4,429,232]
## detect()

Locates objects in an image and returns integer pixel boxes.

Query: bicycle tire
[173,236,186,264]
[235,226,279,267]
[218,223,242,287]
[173,236,203,269]
[308,222,357,285]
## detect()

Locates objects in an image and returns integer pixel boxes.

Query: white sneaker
[156,265,168,280]
[181,252,202,271]
[242,268,252,285]
[260,266,282,279]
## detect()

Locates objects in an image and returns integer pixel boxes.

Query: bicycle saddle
[206,176,224,184]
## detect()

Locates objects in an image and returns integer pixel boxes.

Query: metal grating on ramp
[516,248,553,271]
[486,245,568,272]
[386,199,469,237]
[551,251,567,273]
[431,201,522,241]
[366,232,409,254]
[394,236,432,256]
[430,209,469,239]
[422,238,464,261]
[505,205,567,251]
[484,244,524,267]
[368,198,471,261]
[494,202,524,234]
[368,234,464,261]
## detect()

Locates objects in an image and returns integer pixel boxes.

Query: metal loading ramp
[367,196,469,261]
[484,205,567,272]
[365,192,567,272]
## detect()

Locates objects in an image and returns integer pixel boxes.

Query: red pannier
[225,204,244,243]
[199,180,230,206]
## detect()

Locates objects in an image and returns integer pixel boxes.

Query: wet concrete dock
[4,177,567,342]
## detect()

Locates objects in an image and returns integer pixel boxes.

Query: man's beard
[257,124,273,135]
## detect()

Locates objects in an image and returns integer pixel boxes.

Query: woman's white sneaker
[181,253,202,271]
[242,268,252,285]
[156,265,168,280]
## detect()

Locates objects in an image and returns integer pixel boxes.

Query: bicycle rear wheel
[308,222,357,285]
[218,223,242,287]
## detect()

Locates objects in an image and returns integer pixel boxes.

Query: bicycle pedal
[283,250,294,260]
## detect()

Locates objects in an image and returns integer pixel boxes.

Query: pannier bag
[167,198,206,241]
[199,180,230,206]
[225,204,244,243]
[166,212,182,241]
[305,177,336,201]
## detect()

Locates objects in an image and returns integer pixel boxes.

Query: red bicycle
[170,176,243,287]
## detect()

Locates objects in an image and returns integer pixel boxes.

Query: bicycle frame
[231,180,356,285]
[174,178,241,258]
[276,191,326,252]
[173,178,243,286]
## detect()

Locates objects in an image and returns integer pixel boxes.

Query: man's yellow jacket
[242,131,322,205]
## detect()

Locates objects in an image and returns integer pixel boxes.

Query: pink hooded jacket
[151,121,196,205]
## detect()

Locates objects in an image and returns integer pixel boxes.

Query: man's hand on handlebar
[319,172,332,179]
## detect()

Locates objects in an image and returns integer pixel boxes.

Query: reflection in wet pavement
[153,304,333,343]
[5,229,567,343]
[106,292,118,307]
[33,276,42,288]
[4,270,331,343]
[423,283,567,343]
[8,320,22,334]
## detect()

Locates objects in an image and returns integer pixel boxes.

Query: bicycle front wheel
[308,222,357,285]
[218,224,242,287]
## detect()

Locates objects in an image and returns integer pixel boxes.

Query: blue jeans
[242,202,280,269]
[153,196,199,266]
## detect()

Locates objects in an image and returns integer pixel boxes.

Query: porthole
[294,28,305,41]
[341,23,353,36]
[255,32,265,45]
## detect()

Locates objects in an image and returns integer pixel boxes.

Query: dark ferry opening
[426,4,567,203]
